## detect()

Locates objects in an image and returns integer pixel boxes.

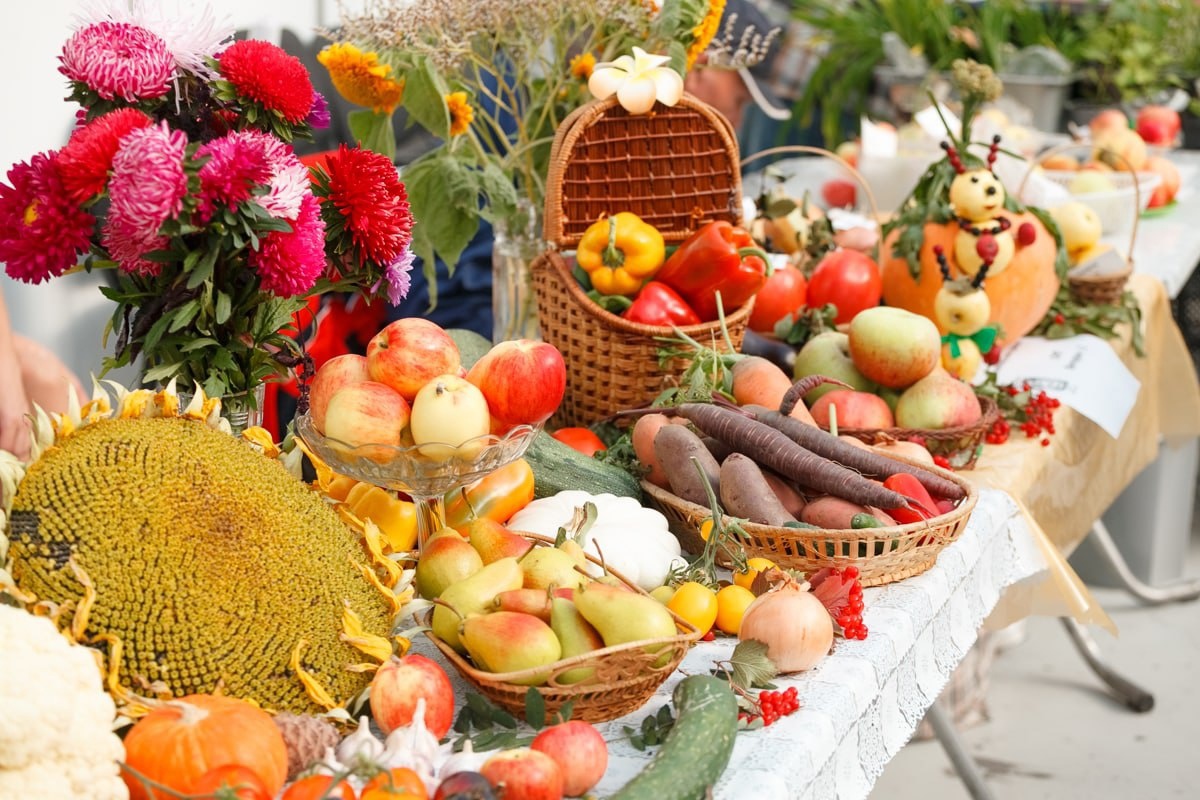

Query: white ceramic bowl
[1040,169,1162,234]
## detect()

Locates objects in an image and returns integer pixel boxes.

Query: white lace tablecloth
[411,488,1046,799]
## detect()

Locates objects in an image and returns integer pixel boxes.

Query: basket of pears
[418,518,701,722]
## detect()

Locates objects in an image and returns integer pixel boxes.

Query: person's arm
[0,286,31,459]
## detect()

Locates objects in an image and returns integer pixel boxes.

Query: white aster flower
[77,0,235,79]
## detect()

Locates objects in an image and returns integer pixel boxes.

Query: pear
[493,588,555,621]
[461,611,562,686]
[464,518,534,564]
[433,557,523,653]
[415,529,483,599]
[574,581,678,665]
[549,597,604,685]
[558,538,589,569]
[519,547,586,591]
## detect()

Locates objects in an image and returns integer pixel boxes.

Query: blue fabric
[388,220,496,339]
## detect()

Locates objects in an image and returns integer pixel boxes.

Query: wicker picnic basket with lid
[421,534,700,722]
[642,460,978,587]
[531,93,751,428]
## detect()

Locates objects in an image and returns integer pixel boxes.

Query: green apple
[792,331,877,404]
[847,306,941,389]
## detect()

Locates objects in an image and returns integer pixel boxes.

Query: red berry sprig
[834,566,868,641]
[739,686,801,727]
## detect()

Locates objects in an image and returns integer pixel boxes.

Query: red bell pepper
[621,281,702,327]
[882,473,940,524]
[655,221,771,321]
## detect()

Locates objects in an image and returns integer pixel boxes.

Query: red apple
[1144,155,1181,208]
[810,389,894,430]
[367,318,462,401]
[847,306,941,389]
[481,748,563,800]
[466,340,566,428]
[1136,105,1181,147]
[894,369,982,429]
[1088,108,1129,139]
[531,721,608,798]
[370,653,456,739]
[821,178,857,209]
[309,354,370,434]
[324,381,410,449]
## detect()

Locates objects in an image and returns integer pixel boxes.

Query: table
[409,490,1046,799]
[1127,150,1200,298]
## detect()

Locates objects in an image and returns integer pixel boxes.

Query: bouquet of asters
[0,2,415,409]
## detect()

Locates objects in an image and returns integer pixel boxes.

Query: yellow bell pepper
[576,212,665,295]
[345,482,419,551]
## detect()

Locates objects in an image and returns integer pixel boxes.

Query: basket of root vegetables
[635,371,978,587]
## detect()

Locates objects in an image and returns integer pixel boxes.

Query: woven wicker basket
[1020,142,1141,306]
[532,94,750,428]
[421,535,700,722]
[837,396,1000,470]
[642,467,978,587]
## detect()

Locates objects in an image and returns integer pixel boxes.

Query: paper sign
[996,335,1140,438]
[914,104,962,142]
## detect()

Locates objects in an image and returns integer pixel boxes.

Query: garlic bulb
[336,716,385,768]
[436,740,491,779]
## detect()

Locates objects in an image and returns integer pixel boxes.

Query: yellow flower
[570,52,596,80]
[445,92,475,137]
[317,43,405,114]
[686,0,726,69]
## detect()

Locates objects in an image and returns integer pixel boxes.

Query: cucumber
[524,430,642,499]
[851,512,885,529]
[610,675,739,800]
[446,328,493,369]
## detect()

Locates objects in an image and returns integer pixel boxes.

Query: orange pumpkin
[880,211,1059,345]
[121,694,289,800]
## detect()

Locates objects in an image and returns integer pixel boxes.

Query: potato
[654,423,721,505]
[632,413,674,488]
[761,470,807,517]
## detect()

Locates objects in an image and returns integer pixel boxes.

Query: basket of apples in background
[302,318,566,485]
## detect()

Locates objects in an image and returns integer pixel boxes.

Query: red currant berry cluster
[1004,382,1060,444]
[744,686,799,726]
[985,418,1011,445]
[835,566,868,640]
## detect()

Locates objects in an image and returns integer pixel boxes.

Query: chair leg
[1060,617,1154,713]
[927,701,997,800]
[1086,519,1200,605]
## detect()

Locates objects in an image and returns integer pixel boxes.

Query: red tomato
[281,775,357,800]
[188,765,272,800]
[806,249,882,325]
[749,265,808,333]
[551,427,607,457]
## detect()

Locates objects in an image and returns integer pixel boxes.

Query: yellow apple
[1068,171,1117,195]
[409,374,492,460]
[941,339,983,382]
[933,281,992,336]
[1050,201,1103,254]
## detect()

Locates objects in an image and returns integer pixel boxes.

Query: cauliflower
[0,606,127,799]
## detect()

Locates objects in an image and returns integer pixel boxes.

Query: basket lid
[543,94,744,249]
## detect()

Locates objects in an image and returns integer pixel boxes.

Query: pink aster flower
[60,21,174,102]
[79,0,235,80]
[257,136,311,221]
[373,248,415,306]
[0,152,95,284]
[102,121,189,276]
[249,193,326,296]
[194,130,274,222]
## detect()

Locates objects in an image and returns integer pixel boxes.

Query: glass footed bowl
[295,413,540,498]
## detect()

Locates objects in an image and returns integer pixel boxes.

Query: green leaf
[554,699,575,724]
[491,708,518,730]
[403,57,452,140]
[727,639,779,692]
[453,707,473,734]
[215,291,232,325]
[477,161,520,223]
[187,248,218,289]
[179,337,219,353]
[524,687,546,730]
[167,299,201,333]
[142,312,174,355]
[403,155,481,299]
[349,109,397,161]
[142,362,184,383]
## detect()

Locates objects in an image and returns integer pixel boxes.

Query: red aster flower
[0,152,95,284]
[319,145,413,266]
[218,39,314,123]
[57,108,153,203]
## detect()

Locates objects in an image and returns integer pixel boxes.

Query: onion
[738,571,834,673]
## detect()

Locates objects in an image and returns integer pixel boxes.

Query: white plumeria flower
[588,47,684,115]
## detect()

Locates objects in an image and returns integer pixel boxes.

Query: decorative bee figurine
[943,136,1015,277]
[932,244,998,379]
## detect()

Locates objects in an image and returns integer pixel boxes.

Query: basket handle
[1016,141,1140,264]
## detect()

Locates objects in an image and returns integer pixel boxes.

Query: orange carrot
[732,357,819,426]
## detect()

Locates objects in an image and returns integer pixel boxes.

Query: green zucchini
[610,675,739,800]
[524,430,642,499]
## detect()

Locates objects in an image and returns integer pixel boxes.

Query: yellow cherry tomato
[715,584,757,635]
[666,581,719,634]
[733,557,777,591]
[699,518,714,542]
[650,585,676,604]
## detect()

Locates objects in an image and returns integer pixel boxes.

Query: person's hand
[0,350,31,460]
